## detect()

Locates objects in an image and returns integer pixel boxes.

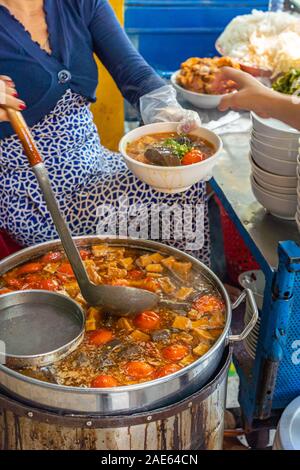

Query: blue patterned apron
[0,90,210,264]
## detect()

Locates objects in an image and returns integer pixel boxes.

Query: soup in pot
[0,245,225,388]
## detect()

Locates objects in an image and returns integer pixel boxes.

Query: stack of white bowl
[250,113,300,220]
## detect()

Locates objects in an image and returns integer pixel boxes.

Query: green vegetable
[163,138,193,159]
[272,69,300,96]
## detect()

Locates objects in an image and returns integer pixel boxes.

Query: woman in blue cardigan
[0,0,210,263]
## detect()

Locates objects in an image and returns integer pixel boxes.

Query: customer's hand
[215,67,274,118]
[0,76,26,122]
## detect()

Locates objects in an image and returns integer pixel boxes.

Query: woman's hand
[215,67,274,118]
[177,109,202,134]
[0,76,26,122]
[140,85,202,132]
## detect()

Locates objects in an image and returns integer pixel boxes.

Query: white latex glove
[140,85,201,133]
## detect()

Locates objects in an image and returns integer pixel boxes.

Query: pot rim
[0,236,232,395]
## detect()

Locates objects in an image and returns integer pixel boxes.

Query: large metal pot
[0,347,232,450]
[0,236,257,415]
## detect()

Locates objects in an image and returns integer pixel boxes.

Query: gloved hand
[140,85,201,134]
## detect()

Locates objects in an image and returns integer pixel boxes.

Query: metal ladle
[7,109,159,317]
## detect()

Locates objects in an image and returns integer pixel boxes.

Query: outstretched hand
[214,67,274,118]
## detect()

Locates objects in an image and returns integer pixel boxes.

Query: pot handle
[228,288,259,343]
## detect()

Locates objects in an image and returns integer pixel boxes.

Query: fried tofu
[161,256,175,270]
[193,328,215,342]
[172,261,192,279]
[130,330,150,342]
[176,287,194,300]
[172,316,192,330]
[107,266,127,279]
[119,257,134,269]
[193,343,211,357]
[84,260,102,284]
[138,252,164,268]
[146,264,164,273]
[158,277,176,294]
[116,317,134,332]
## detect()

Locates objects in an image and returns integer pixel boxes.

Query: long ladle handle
[6,109,92,290]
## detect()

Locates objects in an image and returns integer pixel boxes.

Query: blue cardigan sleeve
[84,0,165,107]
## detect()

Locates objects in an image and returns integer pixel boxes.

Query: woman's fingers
[0,77,25,121]
[177,110,202,134]
[0,92,26,110]
[0,78,26,112]
[1,94,26,110]
[0,75,15,86]
[0,108,9,122]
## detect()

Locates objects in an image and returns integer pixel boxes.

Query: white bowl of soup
[119,122,223,193]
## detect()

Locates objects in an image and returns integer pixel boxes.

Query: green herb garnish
[272,69,300,96]
[163,138,193,159]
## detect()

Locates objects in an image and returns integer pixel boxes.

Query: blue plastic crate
[126,1,268,5]
[272,269,300,408]
[125,1,269,76]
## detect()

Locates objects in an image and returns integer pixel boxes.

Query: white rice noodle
[217,10,300,76]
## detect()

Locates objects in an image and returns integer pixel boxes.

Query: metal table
[213,130,300,273]
[205,111,300,435]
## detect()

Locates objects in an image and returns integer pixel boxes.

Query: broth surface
[0,245,225,388]
[126,132,215,166]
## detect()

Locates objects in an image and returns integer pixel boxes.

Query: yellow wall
[91,0,125,151]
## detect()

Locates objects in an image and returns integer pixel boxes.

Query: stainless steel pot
[0,347,233,450]
[0,236,258,415]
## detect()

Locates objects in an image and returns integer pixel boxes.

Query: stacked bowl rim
[249,154,297,188]
[251,175,297,220]
[251,149,297,177]
[251,112,300,138]
[251,136,299,161]
[253,173,297,195]
[252,175,297,201]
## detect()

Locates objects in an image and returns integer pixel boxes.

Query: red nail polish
[19,103,27,110]
[13,92,19,98]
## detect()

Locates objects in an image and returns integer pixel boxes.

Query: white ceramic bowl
[252,130,300,148]
[253,176,297,201]
[171,71,234,110]
[251,112,300,139]
[251,176,297,220]
[251,136,299,162]
[253,173,297,195]
[249,154,297,188]
[119,122,223,193]
[251,147,297,177]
